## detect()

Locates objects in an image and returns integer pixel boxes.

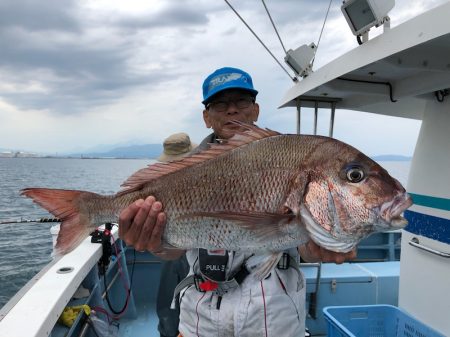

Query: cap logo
[208,72,247,92]
[202,67,257,104]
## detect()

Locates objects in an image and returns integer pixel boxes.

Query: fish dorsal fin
[118,121,280,194]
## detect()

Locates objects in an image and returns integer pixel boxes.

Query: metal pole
[329,101,336,137]
[314,101,318,135]
[296,100,301,134]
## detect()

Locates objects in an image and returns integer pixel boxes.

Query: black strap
[233,264,250,284]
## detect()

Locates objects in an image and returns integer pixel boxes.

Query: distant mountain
[66,139,147,155]
[69,144,163,159]
[372,154,412,161]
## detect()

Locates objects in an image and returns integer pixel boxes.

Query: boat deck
[0,232,402,337]
[117,251,161,337]
[119,302,159,337]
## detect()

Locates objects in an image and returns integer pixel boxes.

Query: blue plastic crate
[323,305,445,337]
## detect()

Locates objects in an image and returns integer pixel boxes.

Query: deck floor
[119,302,159,337]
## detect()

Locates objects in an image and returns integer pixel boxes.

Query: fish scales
[134,135,315,251]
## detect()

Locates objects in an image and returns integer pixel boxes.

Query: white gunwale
[0,227,118,337]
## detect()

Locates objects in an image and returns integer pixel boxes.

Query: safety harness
[171,249,300,308]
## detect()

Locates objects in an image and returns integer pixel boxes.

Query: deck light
[341,0,395,37]
[284,43,316,78]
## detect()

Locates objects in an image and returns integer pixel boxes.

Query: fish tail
[21,188,99,255]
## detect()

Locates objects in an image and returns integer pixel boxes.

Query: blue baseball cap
[202,67,258,105]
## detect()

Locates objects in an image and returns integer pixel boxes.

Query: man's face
[203,89,260,139]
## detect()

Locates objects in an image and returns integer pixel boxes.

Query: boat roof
[279,2,450,121]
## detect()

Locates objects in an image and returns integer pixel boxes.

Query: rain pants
[178,249,306,337]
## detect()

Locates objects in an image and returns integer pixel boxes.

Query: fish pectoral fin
[179,211,296,244]
[187,211,296,227]
[161,242,180,250]
[186,211,296,229]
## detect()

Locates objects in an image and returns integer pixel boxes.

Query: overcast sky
[0,0,446,156]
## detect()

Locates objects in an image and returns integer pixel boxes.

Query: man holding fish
[23,67,411,337]
[119,67,357,337]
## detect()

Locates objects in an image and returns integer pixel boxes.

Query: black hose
[357,35,363,45]
[103,248,136,316]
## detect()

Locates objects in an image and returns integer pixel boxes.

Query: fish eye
[346,165,365,183]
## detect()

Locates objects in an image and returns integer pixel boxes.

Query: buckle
[194,275,218,292]
[277,253,290,270]
[194,275,205,292]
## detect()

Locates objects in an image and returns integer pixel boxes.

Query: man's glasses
[207,98,255,113]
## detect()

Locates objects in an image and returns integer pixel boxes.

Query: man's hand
[299,240,357,264]
[118,196,185,260]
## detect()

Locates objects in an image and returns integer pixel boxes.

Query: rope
[261,0,287,55]
[223,0,296,82]
[311,0,333,68]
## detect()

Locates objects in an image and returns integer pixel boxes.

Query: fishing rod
[0,217,61,225]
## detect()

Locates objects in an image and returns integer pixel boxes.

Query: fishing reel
[91,223,113,275]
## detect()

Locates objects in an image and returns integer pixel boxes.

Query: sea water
[0,158,152,308]
[0,158,410,308]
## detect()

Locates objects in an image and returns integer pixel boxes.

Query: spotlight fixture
[341,0,395,36]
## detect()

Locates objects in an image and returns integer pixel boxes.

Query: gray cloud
[0,68,167,113]
[0,0,430,155]
[0,0,326,115]
[0,32,156,113]
[0,0,196,114]
[0,0,81,32]
[0,0,404,116]
[219,0,335,27]
[116,4,209,30]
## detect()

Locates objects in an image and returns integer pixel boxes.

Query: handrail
[300,262,322,319]
[409,237,450,258]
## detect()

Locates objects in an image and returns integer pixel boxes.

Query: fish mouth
[378,193,413,228]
